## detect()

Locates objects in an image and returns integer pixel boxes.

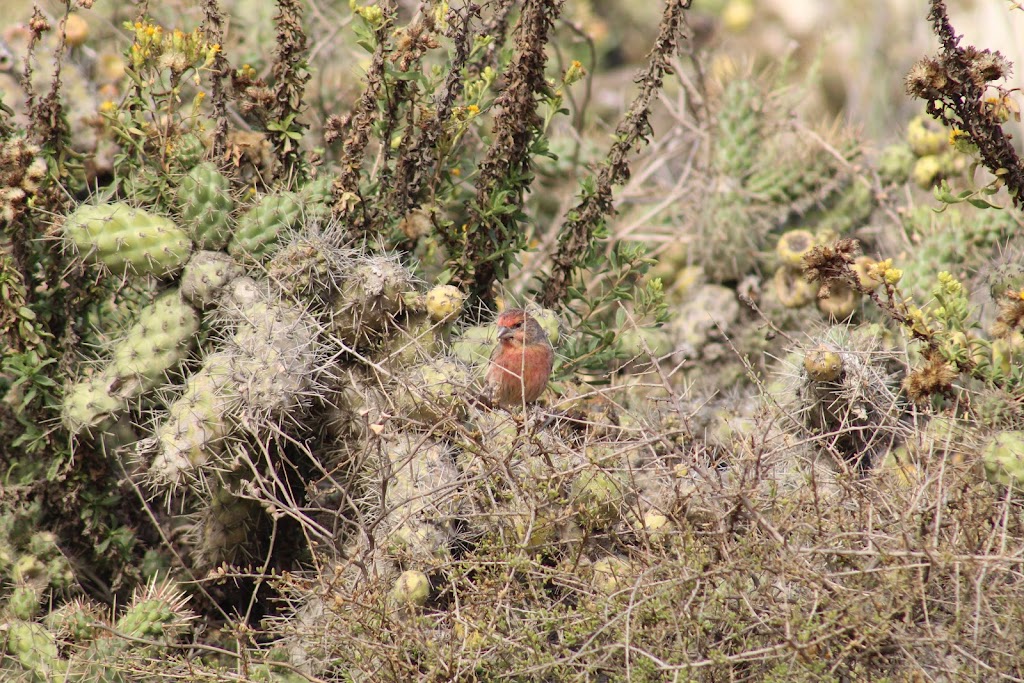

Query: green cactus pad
[8,583,44,620]
[170,132,206,171]
[714,78,764,180]
[180,251,244,309]
[117,585,192,639]
[64,202,193,278]
[227,312,319,422]
[379,435,463,562]
[331,256,414,346]
[150,359,235,488]
[44,600,102,643]
[804,346,843,382]
[87,582,193,664]
[61,372,123,435]
[296,174,334,223]
[194,486,266,568]
[2,619,63,678]
[988,262,1024,301]
[108,291,200,398]
[451,324,498,367]
[177,162,235,250]
[569,465,625,530]
[877,143,915,185]
[982,430,1024,488]
[395,358,472,423]
[390,570,430,607]
[227,191,302,261]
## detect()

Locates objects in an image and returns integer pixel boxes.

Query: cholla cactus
[694,76,865,284]
[1,581,194,681]
[787,325,910,468]
[370,432,466,565]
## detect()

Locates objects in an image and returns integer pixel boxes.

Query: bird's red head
[495,308,548,346]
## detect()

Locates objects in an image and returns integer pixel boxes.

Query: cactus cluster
[1,581,194,681]
[892,205,1020,300]
[8,2,1024,680]
[228,191,303,262]
[283,395,711,678]
[770,228,879,320]
[693,77,868,284]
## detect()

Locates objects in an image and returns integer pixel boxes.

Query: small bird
[485,308,554,408]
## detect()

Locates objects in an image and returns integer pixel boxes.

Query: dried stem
[271,0,311,181]
[906,0,1024,207]
[202,0,230,160]
[330,2,398,233]
[387,2,478,218]
[458,0,565,307]
[539,0,692,308]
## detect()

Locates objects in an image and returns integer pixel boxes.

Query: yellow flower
[884,267,903,286]
[564,59,586,86]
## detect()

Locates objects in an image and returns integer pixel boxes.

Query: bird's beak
[497,326,513,341]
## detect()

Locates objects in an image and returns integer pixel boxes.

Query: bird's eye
[512,321,523,329]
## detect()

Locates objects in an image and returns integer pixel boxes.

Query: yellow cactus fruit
[776,229,816,269]
[390,570,430,607]
[569,465,624,530]
[912,155,943,189]
[803,346,843,382]
[397,208,433,239]
[852,256,882,290]
[907,115,948,157]
[525,304,561,345]
[425,285,466,323]
[722,0,754,32]
[877,447,919,488]
[63,14,89,48]
[638,510,673,545]
[591,556,632,595]
[774,266,817,308]
[983,431,1024,488]
[97,52,126,83]
[817,280,860,320]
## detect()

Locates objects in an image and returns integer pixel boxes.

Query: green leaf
[966,197,999,209]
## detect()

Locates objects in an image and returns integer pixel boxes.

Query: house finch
[485,308,554,408]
